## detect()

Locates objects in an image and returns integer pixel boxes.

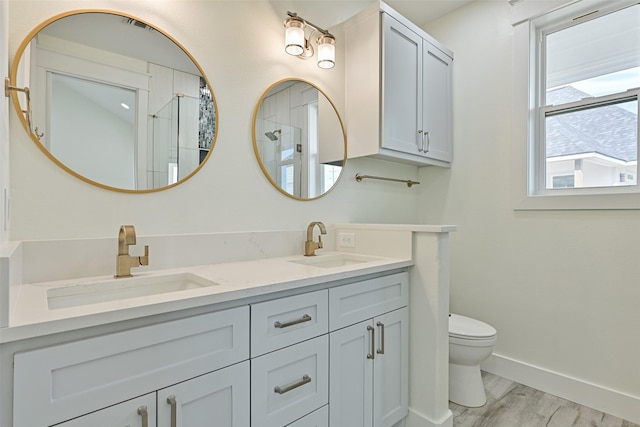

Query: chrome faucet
[115,225,149,278]
[304,221,327,256]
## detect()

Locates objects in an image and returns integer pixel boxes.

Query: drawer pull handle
[367,325,375,359]
[274,314,312,329]
[167,395,177,427]
[137,405,149,427]
[274,374,312,394]
[377,321,385,354]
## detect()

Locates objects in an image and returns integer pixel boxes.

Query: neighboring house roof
[545,86,637,162]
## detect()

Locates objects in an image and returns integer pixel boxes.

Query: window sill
[514,192,640,210]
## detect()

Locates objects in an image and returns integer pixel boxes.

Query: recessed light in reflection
[120,103,130,110]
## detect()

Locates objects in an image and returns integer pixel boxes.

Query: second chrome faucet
[304,221,327,256]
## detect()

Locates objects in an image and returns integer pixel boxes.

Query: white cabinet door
[373,308,409,427]
[329,309,409,427]
[329,319,374,427]
[382,13,423,156]
[157,361,250,427]
[55,393,156,427]
[422,42,453,163]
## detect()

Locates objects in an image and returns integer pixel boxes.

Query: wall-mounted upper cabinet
[345,2,453,167]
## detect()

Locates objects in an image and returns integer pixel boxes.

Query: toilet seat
[449,313,497,340]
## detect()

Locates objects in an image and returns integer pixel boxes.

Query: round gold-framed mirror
[8,10,218,193]
[252,78,346,200]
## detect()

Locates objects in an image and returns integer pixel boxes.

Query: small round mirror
[252,79,346,200]
[9,10,218,192]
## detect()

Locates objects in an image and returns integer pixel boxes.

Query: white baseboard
[482,353,640,425]
[405,408,453,427]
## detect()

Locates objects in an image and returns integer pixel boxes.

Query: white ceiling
[267,0,474,29]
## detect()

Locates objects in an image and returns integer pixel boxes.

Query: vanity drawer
[329,272,408,330]
[286,405,328,427]
[13,306,250,427]
[251,335,329,427]
[251,289,328,357]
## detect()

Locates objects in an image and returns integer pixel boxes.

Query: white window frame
[512,0,640,210]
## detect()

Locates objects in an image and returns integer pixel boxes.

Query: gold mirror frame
[8,10,219,193]
[252,78,347,201]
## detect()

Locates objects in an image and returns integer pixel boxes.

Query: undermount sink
[288,253,381,269]
[47,272,219,310]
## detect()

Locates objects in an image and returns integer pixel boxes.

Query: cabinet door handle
[376,321,385,354]
[167,395,177,427]
[137,405,149,427]
[417,130,424,152]
[274,374,312,394]
[367,325,375,359]
[274,314,312,329]
[424,131,431,153]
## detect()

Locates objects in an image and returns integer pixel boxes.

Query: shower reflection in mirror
[255,81,343,199]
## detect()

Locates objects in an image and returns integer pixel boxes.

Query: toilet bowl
[449,314,497,407]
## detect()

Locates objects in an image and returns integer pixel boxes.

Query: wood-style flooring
[450,372,639,427]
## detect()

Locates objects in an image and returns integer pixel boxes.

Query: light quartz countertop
[2,251,412,343]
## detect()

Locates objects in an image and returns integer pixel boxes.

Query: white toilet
[448,313,497,407]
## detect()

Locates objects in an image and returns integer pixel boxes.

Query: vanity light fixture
[284,12,336,69]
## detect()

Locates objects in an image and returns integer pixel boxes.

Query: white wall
[7,0,420,240]
[1,0,8,244]
[420,0,640,418]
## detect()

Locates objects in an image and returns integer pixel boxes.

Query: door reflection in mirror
[50,73,137,189]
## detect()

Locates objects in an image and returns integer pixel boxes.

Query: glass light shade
[317,35,335,69]
[285,19,305,56]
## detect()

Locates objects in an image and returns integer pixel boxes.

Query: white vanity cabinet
[13,306,250,427]
[328,273,409,427]
[345,2,453,166]
[11,270,409,427]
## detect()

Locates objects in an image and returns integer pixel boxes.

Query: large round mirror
[252,79,346,200]
[9,10,217,192]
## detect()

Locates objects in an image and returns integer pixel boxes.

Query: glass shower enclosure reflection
[151,87,212,188]
[258,121,304,196]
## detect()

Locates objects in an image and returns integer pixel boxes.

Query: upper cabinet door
[422,43,453,163]
[382,14,423,156]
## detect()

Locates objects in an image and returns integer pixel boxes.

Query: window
[517,0,640,208]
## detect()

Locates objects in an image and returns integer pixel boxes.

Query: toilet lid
[449,314,497,339]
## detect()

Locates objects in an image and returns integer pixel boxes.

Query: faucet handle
[140,245,150,266]
[317,235,323,249]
